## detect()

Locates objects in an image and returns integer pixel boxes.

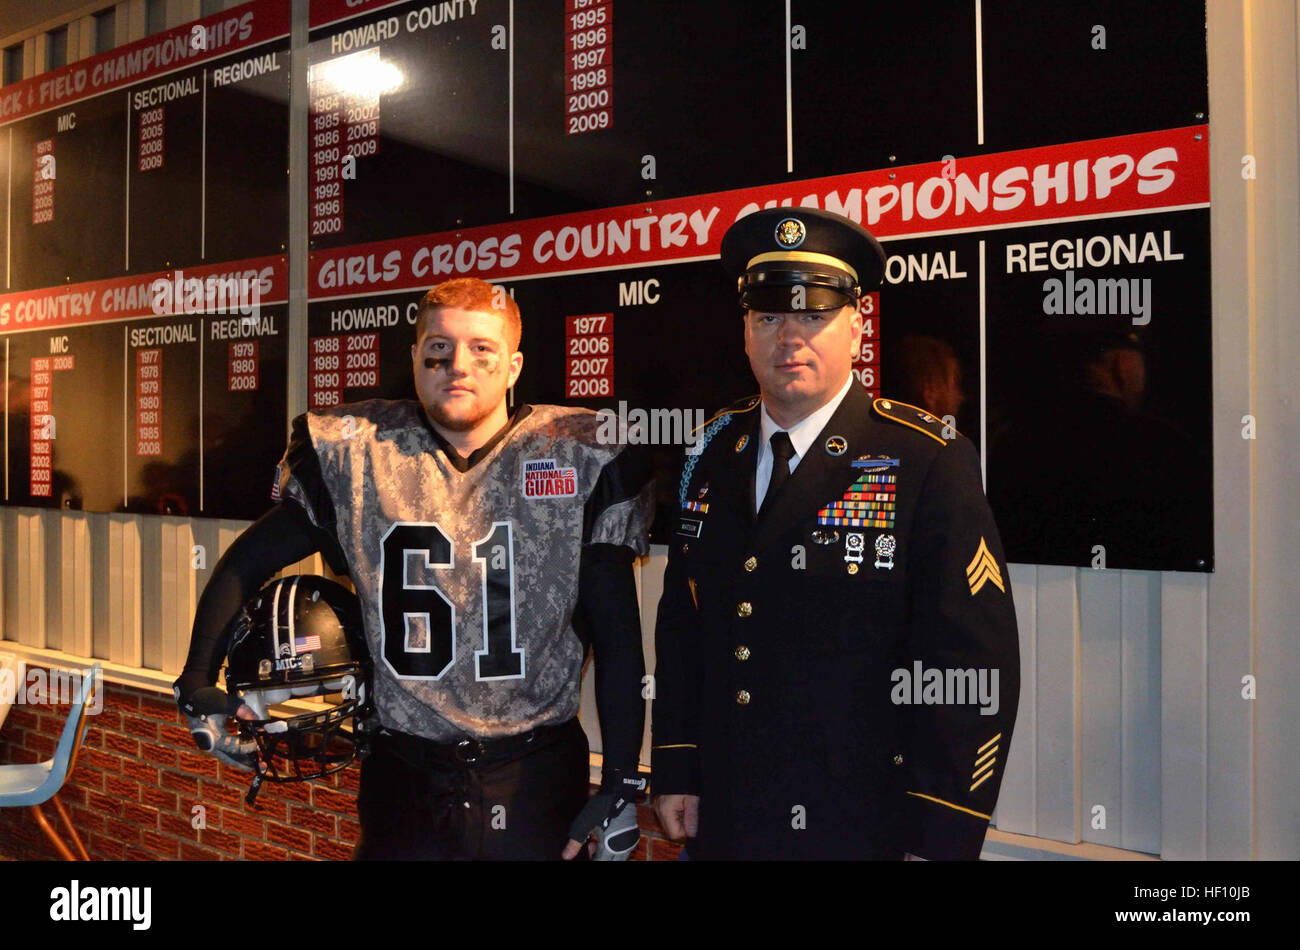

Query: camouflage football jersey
[274,399,652,742]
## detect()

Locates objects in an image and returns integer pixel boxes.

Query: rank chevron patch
[971,733,1001,791]
[965,537,1005,595]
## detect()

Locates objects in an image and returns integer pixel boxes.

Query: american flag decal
[294,635,321,652]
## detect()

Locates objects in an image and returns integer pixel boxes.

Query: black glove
[566,771,647,861]
[173,680,258,772]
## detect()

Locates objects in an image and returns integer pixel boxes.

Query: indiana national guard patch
[521,459,578,498]
[966,537,1005,595]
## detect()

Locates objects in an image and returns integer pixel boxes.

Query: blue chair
[0,663,99,860]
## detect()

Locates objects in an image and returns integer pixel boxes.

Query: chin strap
[245,763,269,807]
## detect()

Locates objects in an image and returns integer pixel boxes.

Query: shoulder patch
[691,394,761,436]
[872,398,957,446]
[678,395,759,507]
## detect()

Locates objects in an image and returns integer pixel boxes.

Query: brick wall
[0,667,680,861]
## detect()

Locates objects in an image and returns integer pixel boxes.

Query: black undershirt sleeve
[173,503,336,708]
[574,543,646,791]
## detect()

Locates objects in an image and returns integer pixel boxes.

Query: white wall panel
[159,518,198,676]
[1079,568,1122,848]
[107,514,142,668]
[1160,575,1209,859]
[124,0,145,42]
[995,563,1037,835]
[139,513,161,669]
[43,509,64,652]
[41,509,62,651]
[17,510,45,648]
[1241,0,1300,861]
[74,14,95,61]
[66,513,93,657]
[90,511,110,659]
[1033,565,1080,843]
[1120,571,1161,854]
[173,0,201,30]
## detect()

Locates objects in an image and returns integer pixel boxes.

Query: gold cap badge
[774,217,805,248]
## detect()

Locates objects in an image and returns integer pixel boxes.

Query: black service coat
[651,384,1020,859]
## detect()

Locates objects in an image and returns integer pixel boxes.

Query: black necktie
[760,431,795,517]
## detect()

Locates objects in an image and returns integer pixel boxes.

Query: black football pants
[353,718,590,860]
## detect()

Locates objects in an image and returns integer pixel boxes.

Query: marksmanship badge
[874,533,897,570]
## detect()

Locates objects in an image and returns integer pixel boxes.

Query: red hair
[416,278,521,350]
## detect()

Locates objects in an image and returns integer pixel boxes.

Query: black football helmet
[224,575,372,805]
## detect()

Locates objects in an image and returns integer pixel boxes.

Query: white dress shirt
[754,374,856,512]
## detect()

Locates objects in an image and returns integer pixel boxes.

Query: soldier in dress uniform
[650,208,1021,859]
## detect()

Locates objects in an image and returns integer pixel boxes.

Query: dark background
[4,307,288,520]
[0,29,289,518]
[1,0,1212,569]
[0,38,289,290]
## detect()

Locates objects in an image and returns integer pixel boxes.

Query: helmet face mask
[239,692,363,783]
[223,576,372,802]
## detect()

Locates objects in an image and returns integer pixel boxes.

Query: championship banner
[0,0,1212,568]
[0,256,288,331]
[0,0,289,125]
[309,126,1209,298]
[0,0,291,519]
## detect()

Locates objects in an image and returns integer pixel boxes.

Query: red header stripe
[0,0,289,126]
[0,256,288,332]
[309,125,1209,298]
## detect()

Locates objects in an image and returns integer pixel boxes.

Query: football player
[174,278,652,860]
